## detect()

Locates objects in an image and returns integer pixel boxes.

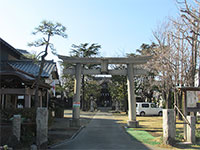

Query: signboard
[179,87,200,112]
[187,91,200,108]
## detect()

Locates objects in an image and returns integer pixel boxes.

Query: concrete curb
[70,125,85,140]
[48,125,85,149]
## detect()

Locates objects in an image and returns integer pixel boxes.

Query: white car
[136,102,163,116]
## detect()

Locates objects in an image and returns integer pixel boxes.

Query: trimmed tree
[29,20,67,107]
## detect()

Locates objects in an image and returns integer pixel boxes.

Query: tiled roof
[0,63,51,89]
[8,60,57,78]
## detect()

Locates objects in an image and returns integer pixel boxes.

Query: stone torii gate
[58,55,151,127]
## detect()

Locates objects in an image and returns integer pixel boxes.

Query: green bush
[0,108,53,124]
[54,107,64,118]
[0,108,36,122]
[21,122,36,146]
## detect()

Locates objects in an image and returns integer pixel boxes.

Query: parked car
[136,102,163,116]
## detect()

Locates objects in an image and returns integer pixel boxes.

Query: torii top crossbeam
[58,55,152,65]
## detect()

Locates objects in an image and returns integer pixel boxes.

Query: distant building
[94,76,112,107]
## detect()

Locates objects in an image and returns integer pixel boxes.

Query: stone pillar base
[70,119,80,127]
[127,120,139,128]
[186,116,196,144]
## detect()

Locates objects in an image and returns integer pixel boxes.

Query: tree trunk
[34,34,50,108]
[166,89,172,109]
[81,74,85,111]
[177,91,183,120]
[122,77,128,113]
[34,58,45,108]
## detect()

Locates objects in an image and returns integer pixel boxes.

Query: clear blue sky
[0,0,178,63]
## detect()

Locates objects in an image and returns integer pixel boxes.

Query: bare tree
[150,21,175,108]
[149,19,190,108]
[176,0,200,86]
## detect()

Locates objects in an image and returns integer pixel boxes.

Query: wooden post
[40,96,43,107]
[174,89,177,119]
[1,94,4,109]
[14,95,17,109]
[177,91,182,120]
[25,94,31,108]
[183,91,187,140]
[0,94,1,108]
[5,95,9,108]
[46,90,49,108]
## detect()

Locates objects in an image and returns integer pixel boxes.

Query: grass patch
[126,128,161,146]
[113,112,200,149]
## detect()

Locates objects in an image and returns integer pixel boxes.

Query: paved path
[51,111,161,150]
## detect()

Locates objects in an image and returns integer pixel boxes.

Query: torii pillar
[72,64,82,125]
[127,63,138,127]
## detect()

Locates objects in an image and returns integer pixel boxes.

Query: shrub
[0,108,36,122]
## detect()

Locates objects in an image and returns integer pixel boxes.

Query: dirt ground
[48,109,96,147]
